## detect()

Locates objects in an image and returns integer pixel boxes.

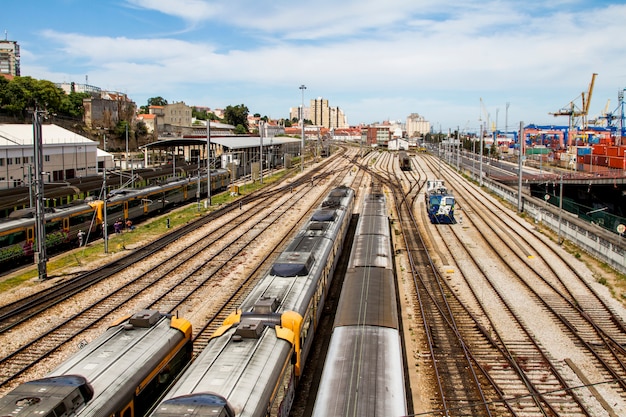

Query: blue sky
[5,0,626,132]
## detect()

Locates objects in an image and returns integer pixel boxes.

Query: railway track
[416,153,626,415]
[358,151,499,416]
[0,148,358,394]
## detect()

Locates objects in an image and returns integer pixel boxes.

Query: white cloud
[19,0,626,127]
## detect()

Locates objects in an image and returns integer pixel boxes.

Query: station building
[0,122,302,191]
[0,124,112,190]
[142,135,302,180]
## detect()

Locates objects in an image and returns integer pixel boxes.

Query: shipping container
[592,145,607,155]
[576,146,592,155]
[608,156,626,169]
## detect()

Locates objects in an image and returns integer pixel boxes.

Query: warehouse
[0,124,104,190]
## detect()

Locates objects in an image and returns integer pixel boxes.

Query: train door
[123,201,129,220]
[27,227,34,244]
[63,217,70,233]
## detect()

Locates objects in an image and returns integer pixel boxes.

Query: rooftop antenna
[4,30,8,41]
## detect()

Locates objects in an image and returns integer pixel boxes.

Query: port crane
[595,88,626,145]
[550,73,597,145]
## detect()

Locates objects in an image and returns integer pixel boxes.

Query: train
[0,163,212,220]
[425,179,455,224]
[399,150,411,171]
[150,185,355,417]
[311,191,407,416]
[0,309,193,417]
[0,169,229,270]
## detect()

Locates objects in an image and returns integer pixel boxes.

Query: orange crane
[550,73,598,145]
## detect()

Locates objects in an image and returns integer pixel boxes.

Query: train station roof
[140,136,301,151]
[0,124,95,147]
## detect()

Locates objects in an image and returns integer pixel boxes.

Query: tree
[234,124,248,134]
[136,120,148,136]
[223,104,249,132]
[114,120,131,137]
[60,91,90,118]
[147,96,168,106]
[192,107,207,120]
[0,76,80,119]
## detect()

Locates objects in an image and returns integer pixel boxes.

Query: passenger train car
[0,169,229,269]
[425,179,455,224]
[0,310,192,417]
[399,150,411,171]
[0,163,212,219]
[311,191,407,417]
[150,185,355,417]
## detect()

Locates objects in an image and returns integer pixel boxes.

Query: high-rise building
[289,106,309,123]
[406,113,430,137]
[0,38,20,77]
[330,106,348,129]
[311,97,330,128]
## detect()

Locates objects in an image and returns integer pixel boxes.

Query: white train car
[0,310,192,417]
[151,186,355,417]
[312,192,407,417]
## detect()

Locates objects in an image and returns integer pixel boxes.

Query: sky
[4,0,626,132]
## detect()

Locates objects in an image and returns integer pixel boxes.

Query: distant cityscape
[0,38,433,141]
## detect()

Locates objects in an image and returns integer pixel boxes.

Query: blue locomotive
[425,179,455,224]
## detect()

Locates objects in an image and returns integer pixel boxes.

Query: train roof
[334,267,398,328]
[312,326,406,417]
[161,324,292,417]
[49,311,190,417]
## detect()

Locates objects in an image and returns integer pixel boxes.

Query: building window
[0,158,3,166]
[7,158,12,165]
[45,155,50,162]
[15,157,20,164]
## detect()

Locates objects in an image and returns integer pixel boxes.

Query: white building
[0,124,99,189]
[0,39,20,77]
[406,113,431,137]
[388,138,409,151]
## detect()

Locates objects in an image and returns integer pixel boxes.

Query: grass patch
[0,170,291,293]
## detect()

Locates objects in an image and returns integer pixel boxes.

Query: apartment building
[0,39,20,77]
[310,97,330,128]
[406,113,431,137]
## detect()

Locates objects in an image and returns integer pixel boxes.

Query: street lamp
[299,84,306,172]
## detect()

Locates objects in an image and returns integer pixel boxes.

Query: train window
[45,220,63,233]
[52,402,67,417]
[106,205,124,219]
[69,214,88,227]
[0,230,26,246]
[128,199,142,209]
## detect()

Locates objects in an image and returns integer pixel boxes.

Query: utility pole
[299,84,306,172]
[33,109,47,280]
[207,120,211,207]
[197,143,201,211]
[479,124,484,186]
[259,121,264,184]
[518,121,524,212]
[103,133,109,254]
